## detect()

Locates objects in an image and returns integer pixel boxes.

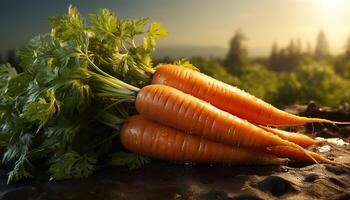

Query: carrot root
[258,125,321,148]
[267,145,338,165]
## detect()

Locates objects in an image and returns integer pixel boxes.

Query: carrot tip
[312,118,350,125]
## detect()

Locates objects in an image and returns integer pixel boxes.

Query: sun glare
[316,0,346,17]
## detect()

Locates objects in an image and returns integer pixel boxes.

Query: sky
[1,0,350,57]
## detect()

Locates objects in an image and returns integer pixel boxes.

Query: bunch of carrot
[8,7,349,183]
[112,64,349,166]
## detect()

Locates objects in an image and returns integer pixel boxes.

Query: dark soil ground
[1,102,350,200]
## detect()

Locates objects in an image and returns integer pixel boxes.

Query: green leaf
[148,22,168,39]
[173,58,199,71]
[19,34,60,70]
[3,133,33,162]
[53,68,92,114]
[5,73,32,97]
[143,22,167,51]
[109,152,150,169]
[0,133,10,147]
[7,159,33,183]
[143,37,156,51]
[44,115,81,143]
[89,9,118,42]
[121,18,149,39]
[23,89,59,128]
[3,133,34,183]
[0,64,17,90]
[49,151,97,180]
[49,5,85,41]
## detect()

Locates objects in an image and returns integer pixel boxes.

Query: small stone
[255,176,297,197]
[304,173,319,183]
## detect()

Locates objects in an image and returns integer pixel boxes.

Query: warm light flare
[316,0,346,17]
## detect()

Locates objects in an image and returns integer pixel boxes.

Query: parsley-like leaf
[49,5,85,41]
[109,152,150,169]
[49,151,97,180]
[1,5,168,183]
[173,58,199,71]
[89,9,118,42]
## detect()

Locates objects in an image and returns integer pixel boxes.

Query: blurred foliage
[269,40,304,71]
[335,60,350,79]
[296,63,350,106]
[191,57,240,86]
[223,29,249,74]
[238,65,279,103]
[314,30,330,60]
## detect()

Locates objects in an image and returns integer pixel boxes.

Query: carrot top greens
[0,6,167,183]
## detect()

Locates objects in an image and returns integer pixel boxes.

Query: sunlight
[315,0,346,17]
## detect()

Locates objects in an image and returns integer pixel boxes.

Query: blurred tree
[306,42,312,55]
[286,39,296,55]
[334,36,350,78]
[345,37,350,59]
[6,49,21,72]
[335,60,350,79]
[0,52,3,64]
[268,42,278,69]
[314,29,330,60]
[238,65,279,103]
[295,38,302,54]
[224,29,248,74]
[269,39,303,71]
[287,39,302,70]
[272,73,302,107]
[297,64,350,106]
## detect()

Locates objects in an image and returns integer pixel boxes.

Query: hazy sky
[1,0,350,56]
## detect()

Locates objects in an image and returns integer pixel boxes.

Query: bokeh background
[1,0,350,107]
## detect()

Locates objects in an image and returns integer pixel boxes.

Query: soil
[1,102,350,200]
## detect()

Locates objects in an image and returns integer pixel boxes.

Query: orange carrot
[135,84,317,163]
[120,115,289,165]
[95,75,321,164]
[258,125,321,148]
[151,65,348,126]
[267,145,336,164]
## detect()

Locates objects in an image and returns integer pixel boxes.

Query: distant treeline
[221,29,350,74]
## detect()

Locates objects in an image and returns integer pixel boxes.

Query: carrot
[267,145,336,164]
[120,115,289,165]
[92,72,320,164]
[258,125,321,148]
[135,84,318,163]
[151,65,348,126]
